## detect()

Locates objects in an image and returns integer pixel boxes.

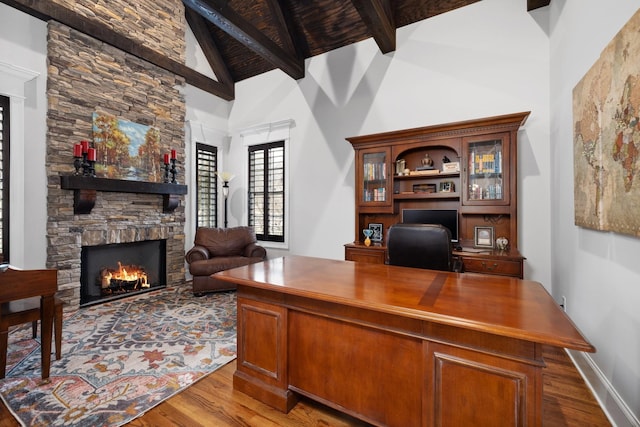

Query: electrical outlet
[561,296,567,312]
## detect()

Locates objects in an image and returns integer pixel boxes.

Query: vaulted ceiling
[2,0,551,101]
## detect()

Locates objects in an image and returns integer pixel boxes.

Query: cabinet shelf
[394,171,460,181]
[469,172,502,179]
[394,192,460,201]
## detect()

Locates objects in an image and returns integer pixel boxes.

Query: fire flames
[101,262,149,290]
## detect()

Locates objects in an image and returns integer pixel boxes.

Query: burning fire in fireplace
[100,262,149,295]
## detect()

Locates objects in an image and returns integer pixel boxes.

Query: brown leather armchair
[387,223,463,272]
[185,226,267,295]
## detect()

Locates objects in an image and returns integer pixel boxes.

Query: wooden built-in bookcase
[344,112,530,278]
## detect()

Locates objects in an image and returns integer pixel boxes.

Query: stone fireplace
[45,16,188,310]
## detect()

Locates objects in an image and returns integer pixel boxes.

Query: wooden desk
[215,256,594,427]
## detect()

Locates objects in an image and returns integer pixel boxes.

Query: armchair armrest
[243,243,266,259]
[185,245,211,263]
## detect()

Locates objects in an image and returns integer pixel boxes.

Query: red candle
[73,144,82,157]
[163,153,170,165]
[171,149,176,160]
[87,147,96,162]
[80,140,89,154]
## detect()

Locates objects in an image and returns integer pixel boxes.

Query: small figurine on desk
[443,155,451,163]
[496,236,509,251]
[363,229,373,247]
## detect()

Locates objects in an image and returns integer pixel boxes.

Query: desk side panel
[234,295,297,412]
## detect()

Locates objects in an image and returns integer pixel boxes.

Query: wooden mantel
[60,175,188,214]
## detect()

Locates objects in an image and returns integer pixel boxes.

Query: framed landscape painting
[92,113,163,182]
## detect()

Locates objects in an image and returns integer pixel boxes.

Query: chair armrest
[185,245,211,263]
[243,243,266,259]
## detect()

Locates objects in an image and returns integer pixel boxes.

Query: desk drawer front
[344,247,386,264]
[463,257,522,278]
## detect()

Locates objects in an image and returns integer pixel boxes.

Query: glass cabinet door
[358,147,392,212]
[463,133,510,206]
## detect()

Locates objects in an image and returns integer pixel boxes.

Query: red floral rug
[0,286,236,426]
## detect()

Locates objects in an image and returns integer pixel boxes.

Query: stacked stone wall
[50,0,185,62]
[46,20,187,309]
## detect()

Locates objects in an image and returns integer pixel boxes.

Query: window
[0,95,9,263]
[195,143,218,228]
[248,141,285,242]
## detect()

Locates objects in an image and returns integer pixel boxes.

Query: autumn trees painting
[92,113,163,181]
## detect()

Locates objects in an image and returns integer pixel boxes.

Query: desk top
[215,255,594,352]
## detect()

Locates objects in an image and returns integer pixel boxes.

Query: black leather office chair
[387,223,463,272]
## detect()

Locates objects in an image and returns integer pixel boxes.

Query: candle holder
[170,158,178,184]
[74,155,83,175]
[86,159,96,177]
[80,152,91,176]
[163,162,170,183]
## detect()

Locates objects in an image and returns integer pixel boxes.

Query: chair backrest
[194,226,258,257]
[0,265,58,303]
[386,223,454,271]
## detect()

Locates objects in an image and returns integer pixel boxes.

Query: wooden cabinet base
[346,242,525,278]
[344,243,386,264]
[233,369,298,413]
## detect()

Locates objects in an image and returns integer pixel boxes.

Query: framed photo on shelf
[474,226,494,248]
[368,223,383,242]
[439,181,455,192]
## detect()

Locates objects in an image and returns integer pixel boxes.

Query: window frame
[195,142,218,228]
[240,119,293,249]
[248,141,285,243]
[0,94,9,263]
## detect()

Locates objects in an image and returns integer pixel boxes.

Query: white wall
[550,1,640,425]
[227,0,552,284]
[182,24,231,256]
[0,3,47,269]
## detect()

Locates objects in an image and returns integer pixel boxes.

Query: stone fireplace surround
[46,21,188,310]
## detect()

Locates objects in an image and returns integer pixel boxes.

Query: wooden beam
[351,0,396,54]
[182,0,305,80]
[185,7,235,90]
[527,0,551,11]
[265,0,300,58]
[0,0,234,100]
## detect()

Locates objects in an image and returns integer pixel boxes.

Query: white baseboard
[566,349,640,427]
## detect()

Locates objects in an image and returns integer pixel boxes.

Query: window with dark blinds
[0,95,9,263]
[196,143,218,228]
[248,141,285,242]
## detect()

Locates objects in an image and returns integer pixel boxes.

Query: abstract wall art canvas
[573,8,640,237]
[92,113,163,182]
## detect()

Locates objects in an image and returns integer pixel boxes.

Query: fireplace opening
[81,239,166,307]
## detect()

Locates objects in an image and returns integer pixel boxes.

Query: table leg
[40,295,54,380]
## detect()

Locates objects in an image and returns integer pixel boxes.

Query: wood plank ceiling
[2,0,551,101]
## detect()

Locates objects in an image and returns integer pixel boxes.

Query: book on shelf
[408,169,440,176]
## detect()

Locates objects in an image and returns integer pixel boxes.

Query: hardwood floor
[0,345,611,426]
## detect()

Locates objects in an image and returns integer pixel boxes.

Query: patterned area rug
[0,286,237,426]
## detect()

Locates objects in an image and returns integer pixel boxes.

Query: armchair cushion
[185,227,266,295]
